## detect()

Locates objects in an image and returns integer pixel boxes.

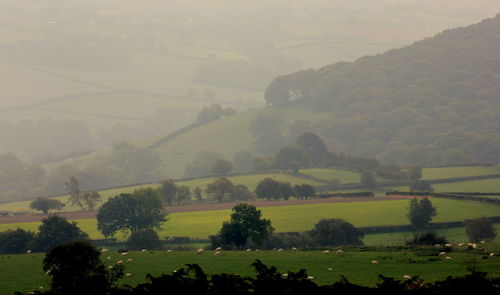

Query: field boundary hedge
[386,191,500,205]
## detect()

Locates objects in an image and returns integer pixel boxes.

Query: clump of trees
[406,232,448,247]
[127,228,163,251]
[466,217,497,243]
[210,203,274,249]
[0,215,89,254]
[205,178,255,203]
[157,179,192,206]
[96,188,167,237]
[255,178,315,200]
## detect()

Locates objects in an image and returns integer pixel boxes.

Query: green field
[299,168,361,184]
[2,247,500,294]
[1,198,499,240]
[422,166,500,180]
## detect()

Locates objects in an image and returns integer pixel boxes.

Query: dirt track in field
[0,196,414,224]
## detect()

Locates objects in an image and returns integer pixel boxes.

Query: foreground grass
[1,198,499,241]
[1,246,500,295]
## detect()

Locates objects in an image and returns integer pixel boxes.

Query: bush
[466,217,497,242]
[127,229,163,250]
[0,228,35,254]
[311,218,364,247]
[406,232,448,246]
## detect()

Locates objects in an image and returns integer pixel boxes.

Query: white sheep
[121,252,128,256]
[167,249,173,253]
[336,249,344,254]
[445,256,453,260]
[458,243,464,246]
[196,248,205,254]
[278,248,283,252]
[403,275,411,280]
[45,270,52,276]
[490,253,495,257]
[101,249,109,253]
[307,276,314,280]
[141,249,148,252]
[127,258,133,262]
[328,267,333,272]
[246,248,252,252]
[439,252,446,256]
[292,247,297,251]
[26,250,32,254]
[106,256,111,261]
[117,260,124,265]
[323,250,330,254]
[371,260,379,265]
[214,251,221,256]
[282,273,288,278]
[445,244,453,247]
[125,273,132,277]
[215,247,222,251]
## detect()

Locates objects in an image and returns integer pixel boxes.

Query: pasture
[1,246,500,295]
[1,198,499,241]
[421,166,500,180]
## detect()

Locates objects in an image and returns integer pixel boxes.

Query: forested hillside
[265,14,500,165]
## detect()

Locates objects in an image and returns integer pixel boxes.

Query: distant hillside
[264,14,500,166]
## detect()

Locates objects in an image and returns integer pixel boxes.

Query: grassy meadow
[2,246,500,295]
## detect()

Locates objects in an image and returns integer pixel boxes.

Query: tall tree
[407,198,437,229]
[32,215,89,252]
[158,179,178,206]
[205,178,234,203]
[274,145,310,172]
[66,176,83,210]
[295,132,328,167]
[311,219,364,247]
[255,178,280,200]
[30,198,65,214]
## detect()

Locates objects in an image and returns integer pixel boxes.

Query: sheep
[445,256,453,260]
[106,256,112,260]
[371,260,379,265]
[214,251,221,256]
[323,250,330,254]
[125,273,132,277]
[480,240,486,244]
[108,266,113,270]
[127,258,133,262]
[196,248,205,254]
[278,248,283,252]
[255,249,260,252]
[403,275,411,280]
[336,249,344,254]
[101,249,109,253]
[215,247,222,251]
[292,247,298,251]
[141,249,148,252]
[26,250,32,254]
[328,267,333,272]
[490,253,495,257]
[458,243,464,247]
[117,260,124,265]
[272,248,277,251]
[307,276,314,280]
[167,249,173,253]
[246,248,252,252]
[282,273,288,278]
[121,252,128,256]
[45,270,52,276]
[445,243,453,247]
[439,252,446,256]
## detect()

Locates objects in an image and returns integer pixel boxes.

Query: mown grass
[1,198,499,241]
[2,246,500,295]
[422,166,500,180]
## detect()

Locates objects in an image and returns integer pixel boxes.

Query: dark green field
[1,246,500,295]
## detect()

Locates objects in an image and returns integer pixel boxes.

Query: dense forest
[264,14,500,166]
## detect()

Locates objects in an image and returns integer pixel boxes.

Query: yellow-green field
[422,166,500,180]
[1,198,499,240]
[299,168,360,184]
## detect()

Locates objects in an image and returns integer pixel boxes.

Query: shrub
[127,228,163,250]
[406,232,448,246]
[0,228,35,254]
[466,217,497,242]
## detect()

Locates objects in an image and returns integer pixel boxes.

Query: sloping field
[422,166,500,180]
[298,168,360,184]
[1,198,499,240]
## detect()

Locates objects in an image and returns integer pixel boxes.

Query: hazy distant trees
[195,104,237,125]
[466,217,497,243]
[30,198,65,214]
[211,159,233,175]
[205,178,235,203]
[184,150,227,178]
[66,176,83,210]
[295,132,328,167]
[274,146,310,172]
[249,113,286,155]
[232,151,255,173]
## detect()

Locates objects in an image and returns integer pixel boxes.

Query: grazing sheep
[246,248,252,252]
[26,250,32,254]
[336,249,344,254]
[458,243,464,247]
[445,256,453,260]
[323,250,330,254]
[255,249,260,252]
[371,260,379,265]
[439,252,446,256]
[125,273,132,277]
[292,247,298,251]
[480,240,486,244]
[106,256,111,260]
[445,244,453,247]
[278,248,283,252]
[214,251,221,256]
[328,267,333,272]
[121,252,128,256]
[272,248,277,251]
[45,270,52,276]
[307,276,314,280]
[490,253,495,257]
[101,249,109,253]
[215,247,222,251]
[167,249,173,253]
[282,273,288,278]
[196,248,204,254]
[141,249,148,252]
[108,266,113,270]
[117,260,123,265]
[127,258,133,262]
[403,275,411,280]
